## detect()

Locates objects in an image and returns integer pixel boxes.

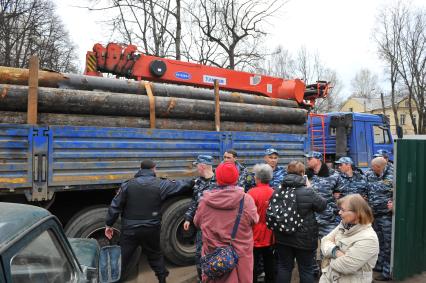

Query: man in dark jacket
[274,161,326,283]
[105,160,193,283]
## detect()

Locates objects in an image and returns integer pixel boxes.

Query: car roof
[0,202,51,250]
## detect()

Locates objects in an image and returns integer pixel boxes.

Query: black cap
[140,160,156,169]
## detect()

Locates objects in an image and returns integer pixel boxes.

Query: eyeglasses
[339,208,353,213]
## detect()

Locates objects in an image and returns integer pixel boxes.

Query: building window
[349,107,353,112]
[413,114,417,126]
[400,114,406,125]
[405,100,410,107]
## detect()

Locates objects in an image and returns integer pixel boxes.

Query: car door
[2,219,83,283]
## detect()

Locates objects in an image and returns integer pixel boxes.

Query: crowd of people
[104,147,394,283]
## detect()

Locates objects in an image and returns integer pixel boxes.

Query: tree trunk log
[0,111,306,134]
[0,66,299,108]
[0,84,307,124]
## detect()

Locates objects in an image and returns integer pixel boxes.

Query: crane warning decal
[203,75,227,85]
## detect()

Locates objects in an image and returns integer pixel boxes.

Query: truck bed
[0,124,306,193]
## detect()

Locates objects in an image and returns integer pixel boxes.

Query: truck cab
[0,202,120,282]
[309,112,394,169]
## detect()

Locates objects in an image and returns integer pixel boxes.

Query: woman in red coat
[248,164,275,283]
[194,162,259,283]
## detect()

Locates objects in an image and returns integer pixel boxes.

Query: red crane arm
[85,43,330,106]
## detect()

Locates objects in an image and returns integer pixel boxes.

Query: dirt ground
[125,258,426,283]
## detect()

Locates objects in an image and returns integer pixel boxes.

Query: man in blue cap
[365,157,393,281]
[305,151,340,234]
[264,148,287,190]
[335,157,368,198]
[305,151,340,278]
[183,155,215,282]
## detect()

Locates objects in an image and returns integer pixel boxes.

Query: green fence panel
[393,139,426,280]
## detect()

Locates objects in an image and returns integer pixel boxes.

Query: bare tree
[350,68,380,98]
[188,0,284,70]
[375,2,426,134]
[256,45,295,78]
[374,3,405,129]
[86,0,182,59]
[0,0,78,72]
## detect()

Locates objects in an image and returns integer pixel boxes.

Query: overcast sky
[56,0,424,98]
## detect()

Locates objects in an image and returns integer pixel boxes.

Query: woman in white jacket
[320,194,379,283]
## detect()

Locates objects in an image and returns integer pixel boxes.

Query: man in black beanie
[105,159,194,283]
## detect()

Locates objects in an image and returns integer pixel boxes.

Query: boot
[157,275,167,283]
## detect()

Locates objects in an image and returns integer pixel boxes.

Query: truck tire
[64,206,121,247]
[160,198,195,266]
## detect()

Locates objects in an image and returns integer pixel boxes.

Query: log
[0,84,307,124]
[0,111,307,134]
[0,66,299,108]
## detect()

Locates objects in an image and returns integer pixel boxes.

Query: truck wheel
[64,206,120,247]
[161,198,195,266]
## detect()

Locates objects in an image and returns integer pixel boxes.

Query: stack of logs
[0,66,308,134]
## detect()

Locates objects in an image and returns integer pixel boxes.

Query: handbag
[200,196,245,279]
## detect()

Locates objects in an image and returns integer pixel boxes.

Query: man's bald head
[371,157,387,175]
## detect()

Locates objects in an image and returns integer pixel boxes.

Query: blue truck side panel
[0,124,306,191]
[0,125,33,189]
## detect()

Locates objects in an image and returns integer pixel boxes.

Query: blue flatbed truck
[0,112,393,265]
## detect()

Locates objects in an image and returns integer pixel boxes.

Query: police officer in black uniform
[105,160,194,283]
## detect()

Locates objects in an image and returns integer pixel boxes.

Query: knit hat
[216,162,239,186]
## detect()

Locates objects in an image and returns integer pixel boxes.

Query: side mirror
[99,245,121,283]
[396,126,403,139]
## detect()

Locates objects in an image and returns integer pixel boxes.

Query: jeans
[276,244,315,283]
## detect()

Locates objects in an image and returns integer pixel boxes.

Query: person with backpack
[270,161,326,283]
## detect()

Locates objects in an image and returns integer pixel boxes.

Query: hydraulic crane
[85,43,330,107]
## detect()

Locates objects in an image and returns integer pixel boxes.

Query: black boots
[157,275,167,283]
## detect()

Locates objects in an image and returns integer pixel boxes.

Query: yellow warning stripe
[86,55,97,72]
[0,177,27,184]
[53,174,132,182]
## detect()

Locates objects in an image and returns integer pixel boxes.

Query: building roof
[346,96,407,112]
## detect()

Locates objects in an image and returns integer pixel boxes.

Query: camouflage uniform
[270,166,287,190]
[336,170,368,198]
[184,175,216,281]
[235,161,255,192]
[366,167,393,280]
[308,164,340,237]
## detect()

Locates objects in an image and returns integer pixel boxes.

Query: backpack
[266,186,303,234]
